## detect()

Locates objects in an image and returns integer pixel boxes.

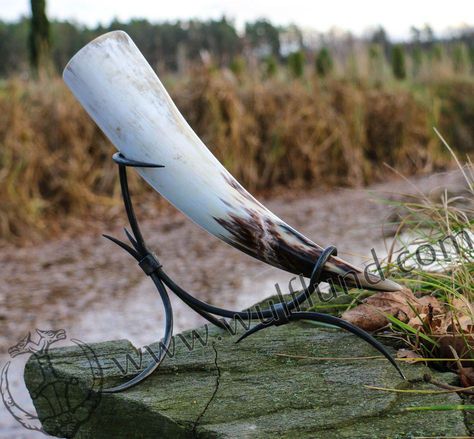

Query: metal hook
[112,152,165,168]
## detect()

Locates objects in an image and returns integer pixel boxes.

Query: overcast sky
[1,0,472,40]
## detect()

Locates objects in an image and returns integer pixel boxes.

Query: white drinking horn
[63,31,401,292]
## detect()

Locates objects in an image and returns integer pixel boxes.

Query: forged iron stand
[102,152,405,393]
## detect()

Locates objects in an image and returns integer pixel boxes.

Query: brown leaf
[437,335,474,368]
[459,367,474,387]
[452,297,472,315]
[443,297,474,333]
[342,288,418,331]
[453,314,474,332]
[430,312,451,334]
[445,345,474,386]
[397,348,422,364]
[341,304,388,331]
[417,296,442,315]
[407,314,427,331]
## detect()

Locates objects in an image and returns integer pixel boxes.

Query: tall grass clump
[176,68,449,191]
[382,141,473,362]
[391,45,406,80]
[0,70,472,242]
[0,77,118,239]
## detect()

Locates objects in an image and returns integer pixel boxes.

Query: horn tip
[373,277,404,292]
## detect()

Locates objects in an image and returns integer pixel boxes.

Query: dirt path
[0,170,467,348]
[0,169,466,438]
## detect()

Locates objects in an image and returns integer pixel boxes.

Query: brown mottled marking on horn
[221,172,266,209]
[214,207,367,288]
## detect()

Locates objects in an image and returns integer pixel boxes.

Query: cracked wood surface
[24,319,468,438]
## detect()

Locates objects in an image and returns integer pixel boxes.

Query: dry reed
[0,70,472,242]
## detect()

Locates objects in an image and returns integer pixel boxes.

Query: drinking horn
[63,31,401,292]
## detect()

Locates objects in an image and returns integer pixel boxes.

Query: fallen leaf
[452,297,472,315]
[447,345,474,387]
[342,288,418,331]
[417,296,442,315]
[437,335,474,368]
[397,348,422,364]
[451,314,474,332]
[407,313,427,331]
[341,304,388,331]
[459,367,474,387]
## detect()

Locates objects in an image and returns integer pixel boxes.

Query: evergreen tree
[469,45,474,74]
[452,43,468,74]
[287,50,304,78]
[229,56,245,77]
[29,0,50,73]
[264,55,278,78]
[411,46,423,78]
[368,44,385,81]
[315,47,333,77]
[245,20,280,58]
[391,44,406,80]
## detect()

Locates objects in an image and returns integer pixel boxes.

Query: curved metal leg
[102,272,173,393]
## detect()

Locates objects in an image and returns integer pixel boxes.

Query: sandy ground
[0,169,467,438]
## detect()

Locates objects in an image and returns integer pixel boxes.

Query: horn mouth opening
[63,30,131,79]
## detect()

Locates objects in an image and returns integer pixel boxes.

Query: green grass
[310,133,474,364]
[376,134,472,360]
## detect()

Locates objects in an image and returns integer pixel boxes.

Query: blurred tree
[0,19,29,76]
[411,46,423,78]
[29,0,50,74]
[122,19,163,69]
[208,17,241,65]
[410,26,421,44]
[287,50,304,78]
[391,44,406,80]
[422,24,435,44]
[229,55,245,77]
[50,21,95,71]
[186,17,240,67]
[469,45,474,74]
[279,24,303,56]
[430,43,443,62]
[245,20,280,58]
[263,54,278,78]
[315,47,333,77]
[370,26,390,57]
[368,43,385,82]
[159,21,188,70]
[452,43,468,74]
[1,15,473,79]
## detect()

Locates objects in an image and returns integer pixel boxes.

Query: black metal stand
[102,152,405,393]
